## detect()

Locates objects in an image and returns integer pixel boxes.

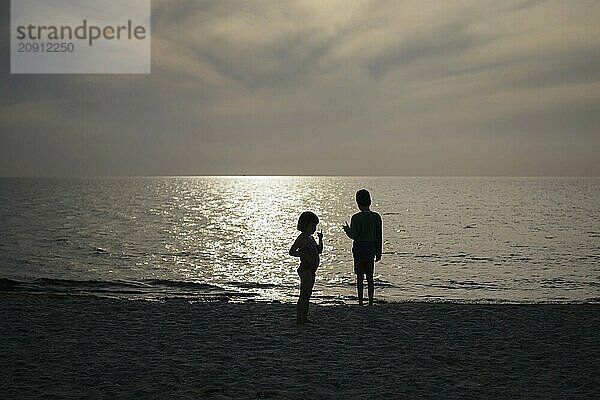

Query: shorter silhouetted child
[343,189,382,306]
[289,211,323,324]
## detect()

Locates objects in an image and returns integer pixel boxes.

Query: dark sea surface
[1,177,598,304]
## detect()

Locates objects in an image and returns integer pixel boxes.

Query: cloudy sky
[1,0,599,176]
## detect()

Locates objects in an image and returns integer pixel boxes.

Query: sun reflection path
[208,177,309,288]
[155,177,362,302]
[192,177,354,300]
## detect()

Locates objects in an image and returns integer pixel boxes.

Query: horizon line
[1,174,599,179]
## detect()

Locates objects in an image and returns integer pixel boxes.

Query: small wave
[143,279,223,291]
[415,254,441,259]
[539,278,589,290]
[382,251,412,257]
[0,277,245,300]
[585,297,600,304]
[372,278,396,288]
[92,247,111,255]
[423,279,503,291]
[225,281,281,290]
[508,255,532,261]
[226,254,252,263]
[467,256,495,262]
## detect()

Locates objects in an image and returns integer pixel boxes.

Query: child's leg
[303,271,315,321]
[355,259,369,305]
[366,268,375,305]
[356,273,364,305]
[297,270,312,323]
[296,271,305,323]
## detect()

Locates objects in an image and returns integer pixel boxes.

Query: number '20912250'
[18,42,74,53]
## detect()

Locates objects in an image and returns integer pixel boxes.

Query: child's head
[356,189,371,207]
[297,211,319,233]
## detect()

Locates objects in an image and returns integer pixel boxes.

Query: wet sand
[1,294,598,399]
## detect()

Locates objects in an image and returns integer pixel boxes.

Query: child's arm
[342,221,354,239]
[317,231,323,254]
[375,214,383,262]
[289,235,307,258]
[290,236,314,266]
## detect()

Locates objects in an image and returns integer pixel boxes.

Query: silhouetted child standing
[289,211,323,324]
[343,189,382,306]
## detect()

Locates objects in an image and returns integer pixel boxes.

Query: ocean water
[0,177,599,304]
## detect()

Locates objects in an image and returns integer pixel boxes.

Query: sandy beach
[1,294,598,399]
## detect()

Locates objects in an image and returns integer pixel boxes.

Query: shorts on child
[354,259,374,275]
[352,241,378,259]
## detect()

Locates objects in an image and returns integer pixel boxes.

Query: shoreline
[2,277,599,305]
[2,293,599,399]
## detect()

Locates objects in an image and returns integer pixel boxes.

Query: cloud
[1,0,599,176]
